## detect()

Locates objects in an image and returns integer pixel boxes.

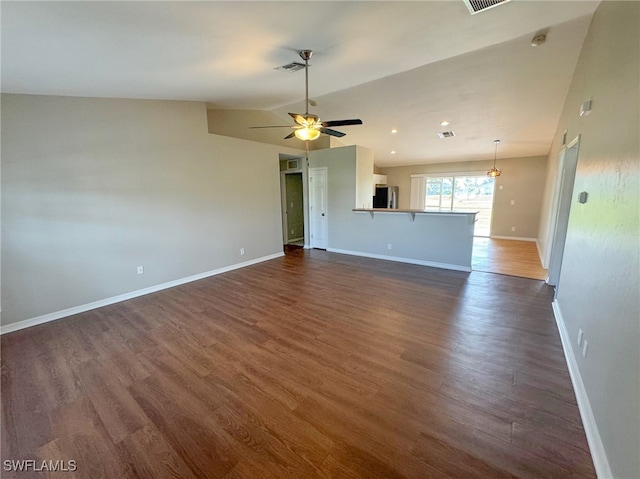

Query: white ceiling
[1,1,599,166]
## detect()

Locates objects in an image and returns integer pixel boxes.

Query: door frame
[309,166,328,250]
[547,135,581,288]
[280,171,304,244]
[279,156,309,247]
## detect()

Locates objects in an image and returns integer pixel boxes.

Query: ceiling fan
[250,50,363,141]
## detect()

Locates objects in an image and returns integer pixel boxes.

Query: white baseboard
[490,235,537,242]
[552,300,613,479]
[0,252,284,335]
[326,248,471,272]
[535,238,548,270]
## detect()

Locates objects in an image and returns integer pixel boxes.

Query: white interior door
[309,167,328,249]
[547,136,580,289]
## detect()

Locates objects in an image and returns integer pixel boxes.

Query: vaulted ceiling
[1,1,599,166]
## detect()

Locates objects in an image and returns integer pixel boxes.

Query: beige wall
[355,145,374,209]
[1,95,302,326]
[537,3,639,478]
[379,155,547,239]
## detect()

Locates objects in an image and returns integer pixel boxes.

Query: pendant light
[487,139,502,178]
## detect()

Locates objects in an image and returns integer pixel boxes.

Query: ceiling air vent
[437,131,456,139]
[274,62,306,72]
[462,0,510,15]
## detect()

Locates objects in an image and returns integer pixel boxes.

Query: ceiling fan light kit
[250,50,362,141]
[295,126,321,141]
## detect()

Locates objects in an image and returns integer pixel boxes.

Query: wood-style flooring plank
[1,249,595,478]
[472,237,548,280]
[128,376,237,478]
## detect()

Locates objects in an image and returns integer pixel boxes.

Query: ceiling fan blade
[289,112,319,125]
[289,113,306,125]
[320,128,346,138]
[321,119,363,127]
[249,125,293,129]
[284,132,296,140]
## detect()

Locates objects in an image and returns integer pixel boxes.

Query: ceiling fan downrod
[299,50,313,115]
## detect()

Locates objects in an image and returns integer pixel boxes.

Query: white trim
[490,235,537,242]
[327,248,471,272]
[0,252,284,335]
[552,300,613,479]
[535,239,546,267]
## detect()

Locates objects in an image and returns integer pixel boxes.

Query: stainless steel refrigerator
[373,186,399,209]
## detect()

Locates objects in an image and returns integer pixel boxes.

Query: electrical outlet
[582,340,589,358]
[387,243,392,250]
[577,329,584,347]
[510,199,515,206]
[511,226,516,232]
[137,265,144,275]
[240,248,245,256]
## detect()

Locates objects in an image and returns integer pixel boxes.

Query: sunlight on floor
[472,237,548,280]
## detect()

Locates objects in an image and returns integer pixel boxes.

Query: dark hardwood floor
[1,250,595,478]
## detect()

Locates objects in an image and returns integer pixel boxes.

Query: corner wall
[537,2,639,478]
[1,94,302,327]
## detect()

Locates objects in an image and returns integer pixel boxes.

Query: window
[422,174,495,236]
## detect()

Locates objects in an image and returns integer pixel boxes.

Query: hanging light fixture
[252,50,362,141]
[487,139,502,178]
[294,50,321,141]
[294,117,321,141]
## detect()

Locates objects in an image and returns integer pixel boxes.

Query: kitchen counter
[318,207,479,272]
[352,208,478,222]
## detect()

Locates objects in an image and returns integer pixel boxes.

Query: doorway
[283,173,304,245]
[279,155,308,250]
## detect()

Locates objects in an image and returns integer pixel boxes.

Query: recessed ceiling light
[391,129,398,134]
[440,121,450,126]
[391,150,396,154]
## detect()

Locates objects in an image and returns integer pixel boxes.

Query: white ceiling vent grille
[275,62,305,72]
[462,0,510,15]
[437,131,456,139]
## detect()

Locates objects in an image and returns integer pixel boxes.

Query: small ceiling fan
[250,50,363,141]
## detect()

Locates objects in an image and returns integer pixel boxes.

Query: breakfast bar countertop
[352,208,478,215]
